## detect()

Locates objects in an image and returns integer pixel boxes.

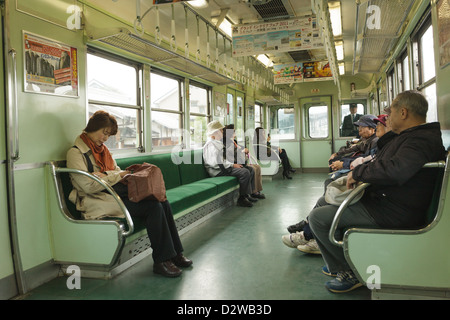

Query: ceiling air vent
[253,0,290,20]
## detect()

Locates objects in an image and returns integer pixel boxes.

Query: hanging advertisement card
[232,17,322,57]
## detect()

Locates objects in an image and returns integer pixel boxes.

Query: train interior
[1,0,450,301]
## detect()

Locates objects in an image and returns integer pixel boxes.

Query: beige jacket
[66,135,125,220]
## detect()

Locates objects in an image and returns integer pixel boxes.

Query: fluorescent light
[329,1,342,38]
[189,0,209,8]
[256,54,273,68]
[335,41,344,61]
[339,62,345,75]
[219,18,233,38]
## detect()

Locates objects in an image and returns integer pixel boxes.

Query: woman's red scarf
[80,133,116,172]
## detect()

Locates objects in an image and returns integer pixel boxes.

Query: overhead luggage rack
[94,29,239,86]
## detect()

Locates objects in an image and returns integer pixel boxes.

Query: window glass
[340,103,364,137]
[150,71,183,148]
[151,73,180,111]
[308,106,328,138]
[189,83,210,148]
[255,104,262,128]
[269,106,295,140]
[402,55,410,91]
[420,25,436,83]
[423,83,437,122]
[87,52,141,150]
[151,111,182,147]
[236,96,244,143]
[87,54,137,106]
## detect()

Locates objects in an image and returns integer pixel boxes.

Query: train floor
[22,172,371,300]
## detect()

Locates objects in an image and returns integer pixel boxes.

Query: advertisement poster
[273,63,304,84]
[232,17,322,57]
[303,61,333,81]
[23,32,78,97]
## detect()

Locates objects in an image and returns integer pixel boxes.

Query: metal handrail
[48,163,134,237]
[329,160,446,247]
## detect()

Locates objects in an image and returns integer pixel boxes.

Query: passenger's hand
[119,170,131,177]
[328,153,337,161]
[233,164,243,168]
[93,172,107,178]
[329,161,343,171]
[346,172,357,189]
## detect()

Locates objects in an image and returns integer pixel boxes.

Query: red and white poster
[23,32,78,97]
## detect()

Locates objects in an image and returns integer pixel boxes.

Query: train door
[300,96,333,170]
[226,88,245,144]
[0,11,19,299]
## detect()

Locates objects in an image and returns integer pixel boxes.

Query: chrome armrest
[329,182,371,247]
[48,162,134,237]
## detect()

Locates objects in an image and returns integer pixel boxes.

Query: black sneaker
[251,192,266,199]
[246,195,258,202]
[287,220,307,233]
[237,196,253,207]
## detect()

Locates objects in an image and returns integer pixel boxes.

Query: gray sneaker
[282,231,308,248]
[297,239,321,254]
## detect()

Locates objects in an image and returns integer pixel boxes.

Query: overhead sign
[272,61,332,84]
[232,17,323,57]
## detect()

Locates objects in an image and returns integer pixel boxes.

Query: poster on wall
[232,17,322,57]
[437,0,450,68]
[273,63,303,84]
[23,32,78,97]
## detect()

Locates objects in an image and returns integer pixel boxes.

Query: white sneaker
[297,239,321,254]
[282,231,308,248]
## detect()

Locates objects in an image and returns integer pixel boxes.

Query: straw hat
[206,120,225,136]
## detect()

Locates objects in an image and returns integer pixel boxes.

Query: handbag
[324,175,364,206]
[120,162,167,203]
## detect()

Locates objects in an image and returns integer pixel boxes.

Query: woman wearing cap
[329,115,379,171]
[203,120,255,207]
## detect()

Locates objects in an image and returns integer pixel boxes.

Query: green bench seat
[58,149,238,236]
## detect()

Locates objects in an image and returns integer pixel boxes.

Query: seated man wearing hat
[203,120,256,207]
[329,115,379,171]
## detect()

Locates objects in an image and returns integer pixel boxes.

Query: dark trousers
[279,149,292,172]
[218,166,254,196]
[121,198,184,264]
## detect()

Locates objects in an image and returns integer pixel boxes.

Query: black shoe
[289,168,296,173]
[246,195,258,202]
[237,196,253,207]
[282,171,292,179]
[251,192,266,199]
[287,220,307,233]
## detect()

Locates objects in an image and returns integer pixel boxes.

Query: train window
[413,12,438,122]
[387,67,395,105]
[189,82,211,148]
[339,103,365,137]
[397,50,410,92]
[150,71,183,148]
[308,106,328,139]
[254,103,263,129]
[269,105,295,140]
[87,52,142,151]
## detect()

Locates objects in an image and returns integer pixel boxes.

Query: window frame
[87,48,144,152]
[150,68,185,150]
[188,80,212,149]
[269,104,296,141]
[411,8,438,122]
